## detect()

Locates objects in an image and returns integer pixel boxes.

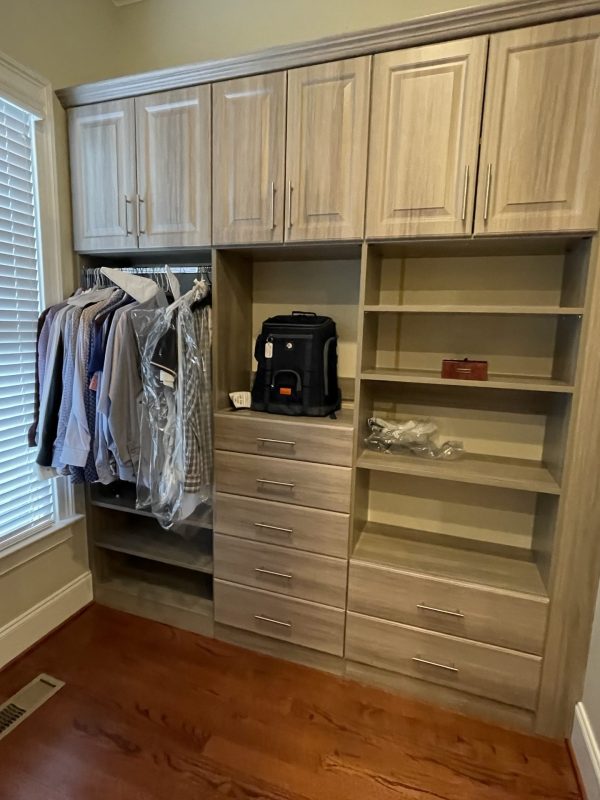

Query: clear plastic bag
[365,417,464,460]
[131,298,212,529]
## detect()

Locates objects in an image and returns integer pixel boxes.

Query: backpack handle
[292,310,316,317]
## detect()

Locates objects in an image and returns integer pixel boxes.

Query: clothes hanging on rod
[29,265,213,529]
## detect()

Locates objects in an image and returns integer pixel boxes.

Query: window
[0,95,55,549]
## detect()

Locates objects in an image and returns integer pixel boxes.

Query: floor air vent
[0,674,64,740]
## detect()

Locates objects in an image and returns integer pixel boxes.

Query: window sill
[0,514,86,577]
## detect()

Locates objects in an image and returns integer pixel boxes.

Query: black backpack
[251,311,341,417]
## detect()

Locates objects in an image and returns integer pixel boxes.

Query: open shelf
[89,481,213,530]
[214,248,361,409]
[356,449,560,494]
[360,367,574,393]
[352,522,548,598]
[94,526,213,574]
[364,304,584,315]
[96,551,213,617]
[214,405,355,429]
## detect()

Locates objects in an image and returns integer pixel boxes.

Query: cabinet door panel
[367,38,487,238]
[476,16,600,234]
[68,99,136,252]
[286,57,370,241]
[136,86,211,248]
[213,73,286,244]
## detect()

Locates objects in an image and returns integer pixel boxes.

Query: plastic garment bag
[131,281,212,529]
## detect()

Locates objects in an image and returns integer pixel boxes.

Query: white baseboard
[0,571,93,669]
[572,702,600,800]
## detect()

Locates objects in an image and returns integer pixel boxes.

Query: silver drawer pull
[412,656,459,674]
[254,614,292,628]
[254,522,293,535]
[255,567,293,580]
[417,603,464,619]
[256,479,295,489]
[257,437,296,447]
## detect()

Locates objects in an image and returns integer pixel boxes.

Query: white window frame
[0,50,81,556]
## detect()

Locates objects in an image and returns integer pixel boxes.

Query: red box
[441,358,488,381]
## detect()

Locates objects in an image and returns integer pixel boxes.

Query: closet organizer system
[59,5,600,737]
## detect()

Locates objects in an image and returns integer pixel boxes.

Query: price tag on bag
[265,341,273,359]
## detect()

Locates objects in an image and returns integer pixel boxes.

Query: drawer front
[348,561,548,655]
[215,450,351,513]
[214,533,347,607]
[215,493,349,558]
[214,579,345,656]
[215,413,353,466]
[345,612,541,710]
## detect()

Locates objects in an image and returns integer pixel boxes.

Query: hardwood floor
[0,604,581,800]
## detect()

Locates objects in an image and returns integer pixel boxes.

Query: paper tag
[265,341,273,359]
[89,374,98,392]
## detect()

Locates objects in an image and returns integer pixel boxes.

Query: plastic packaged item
[364,417,464,460]
[131,282,212,529]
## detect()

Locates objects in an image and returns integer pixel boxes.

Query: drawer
[215,450,351,513]
[215,493,349,557]
[214,533,347,607]
[215,411,353,467]
[214,579,345,656]
[345,612,541,710]
[348,561,548,655]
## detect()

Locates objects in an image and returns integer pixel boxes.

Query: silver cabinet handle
[270,181,276,230]
[124,195,133,234]
[255,567,293,580]
[417,603,464,619]
[412,656,459,674]
[461,164,470,222]
[254,522,293,535]
[137,194,146,234]
[256,479,295,489]
[287,181,293,229]
[483,163,492,222]
[254,614,291,628]
[257,437,296,447]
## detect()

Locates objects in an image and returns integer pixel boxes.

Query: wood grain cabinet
[135,86,211,248]
[69,87,211,251]
[476,15,600,235]
[286,57,371,241]
[68,99,137,252]
[212,73,286,244]
[366,37,487,238]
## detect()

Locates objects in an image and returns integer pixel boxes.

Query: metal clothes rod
[81,264,212,290]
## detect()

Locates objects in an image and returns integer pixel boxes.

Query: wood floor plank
[0,605,581,800]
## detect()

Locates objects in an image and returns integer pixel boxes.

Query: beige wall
[0,0,506,89]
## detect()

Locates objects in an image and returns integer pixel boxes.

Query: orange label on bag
[279,387,292,396]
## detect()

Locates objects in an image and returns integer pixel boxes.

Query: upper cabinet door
[135,86,211,248]
[68,99,137,252]
[476,16,600,235]
[285,57,370,242]
[212,73,286,245]
[366,38,487,239]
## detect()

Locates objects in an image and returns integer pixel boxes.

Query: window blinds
[0,97,54,546]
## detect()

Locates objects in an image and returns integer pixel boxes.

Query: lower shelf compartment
[96,551,213,618]
[94,521,213,575]
[352,522,547,597]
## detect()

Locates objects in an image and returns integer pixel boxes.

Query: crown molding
[56,0,600,107]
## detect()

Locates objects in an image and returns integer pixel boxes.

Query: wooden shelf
[364,304,584,315]
[94,528,213,574]
[214,405,355,429]
[356,449,560,494]
[360,367,574,394]
[90,497,213,531]
[352,522,548,598]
